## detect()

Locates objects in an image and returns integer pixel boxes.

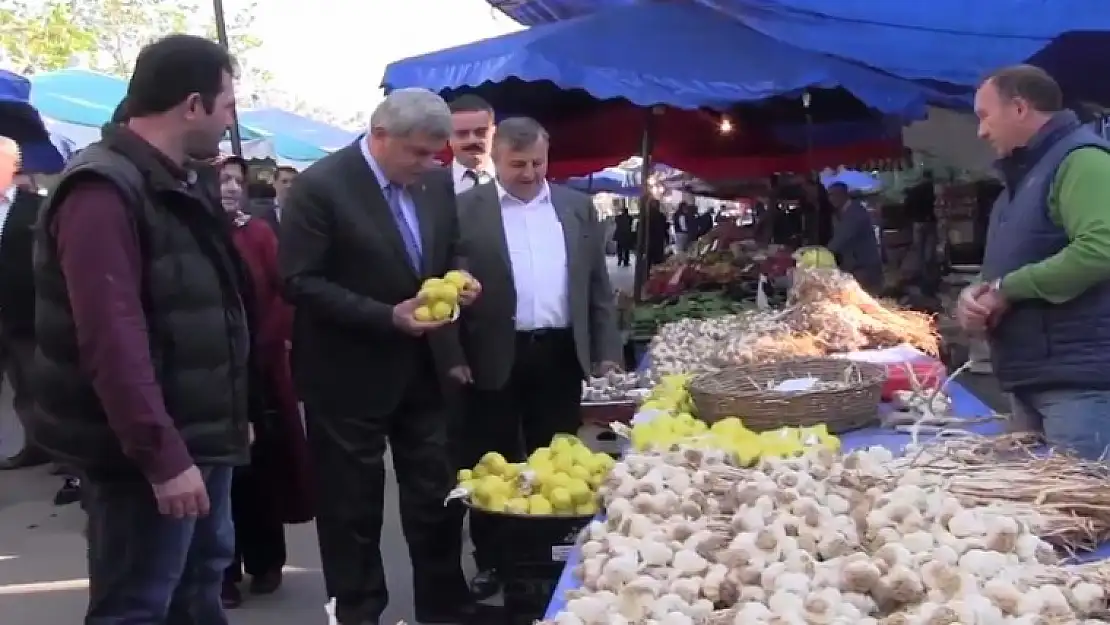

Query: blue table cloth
[542,381,1110,619]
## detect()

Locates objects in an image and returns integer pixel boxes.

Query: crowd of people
[0,30,1109,625]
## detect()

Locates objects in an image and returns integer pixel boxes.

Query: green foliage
[0,2,98,72]
[0,0,268,86]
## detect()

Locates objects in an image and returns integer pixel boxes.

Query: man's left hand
[593,361,623,376]
[976,286,1009,327]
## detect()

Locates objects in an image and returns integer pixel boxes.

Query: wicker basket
[688,358,887,433]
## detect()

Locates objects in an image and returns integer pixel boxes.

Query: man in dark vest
[958,65,1110,461]
[31,35,251,623]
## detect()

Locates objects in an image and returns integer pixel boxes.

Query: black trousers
[454,329,583,571]
[615,242,632,267]
[308,359,467,625]
[225,465,286,582]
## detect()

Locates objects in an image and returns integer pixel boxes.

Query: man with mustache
[448,95,495,194]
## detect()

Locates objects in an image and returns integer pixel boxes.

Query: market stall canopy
[28,69,328,164]
[0,70,71,173]
[238,108,359,153]
[486,1,1110,104]
[383,2,956,118]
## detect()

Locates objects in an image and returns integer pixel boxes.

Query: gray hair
[369,88,452,140]
[492,116,549,151]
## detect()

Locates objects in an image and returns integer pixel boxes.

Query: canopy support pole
[632,108,657,303]
[213,0,243,157]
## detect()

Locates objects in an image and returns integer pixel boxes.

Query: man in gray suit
[279,88,479,625]
[453,117,621,595]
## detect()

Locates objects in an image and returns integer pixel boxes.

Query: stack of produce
[538,443,1110,625]
[455,434,616,516]
[631,293,752,341]
[626,374,841,466]
[887,433,1110,552]
[412,270,475,322]
[641,245,794,301]
[650,268,939,374]
[582,371,655,403]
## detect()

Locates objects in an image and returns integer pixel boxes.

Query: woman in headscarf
[215,156,313,608]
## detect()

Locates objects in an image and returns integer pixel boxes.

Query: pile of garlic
[541,446,1110,625]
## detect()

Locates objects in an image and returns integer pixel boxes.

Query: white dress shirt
[452,159,495,194]
[497,181,569,331]
[0,185,16,245]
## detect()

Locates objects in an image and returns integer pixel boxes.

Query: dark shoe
[221,581,243,609]
[249,569,283,594]
[468,569,500,601]
[53,477,81,506]
[415,601,475,624]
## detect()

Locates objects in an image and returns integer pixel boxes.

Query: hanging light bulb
[719,116,734,134]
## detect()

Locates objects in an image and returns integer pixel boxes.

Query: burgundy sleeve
[53,181,193,483]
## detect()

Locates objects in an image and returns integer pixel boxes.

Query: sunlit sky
[246,0,522,116]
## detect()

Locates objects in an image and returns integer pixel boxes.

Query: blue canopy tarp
[0,70,69,173]
[29,69,328,162]
[485,0,1110,103]
[238,108,358,153]
[383,2,958,117]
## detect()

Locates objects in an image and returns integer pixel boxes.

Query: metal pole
[212,0,243,157]
[632,108,657,303]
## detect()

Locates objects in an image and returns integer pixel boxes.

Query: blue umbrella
[27,69,287,151]
[238,108,358,153]
[0,70,68,173]
[383,2,959,117]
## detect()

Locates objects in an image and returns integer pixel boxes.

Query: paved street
[0,452,460,625]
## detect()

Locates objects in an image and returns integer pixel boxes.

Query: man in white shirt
[453,117,621,598]
[447,95,495,194]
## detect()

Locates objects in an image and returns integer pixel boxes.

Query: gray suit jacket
[279,143,465,416]
[456,182,621,390]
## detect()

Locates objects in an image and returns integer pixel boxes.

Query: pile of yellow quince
[630,413,840,466]
[637,373,694,414]
[458,434,615,517]
[413,270,474,322]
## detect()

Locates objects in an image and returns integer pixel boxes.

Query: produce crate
[468,507,591,625]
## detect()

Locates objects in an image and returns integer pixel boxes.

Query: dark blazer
[279,142,466,415]
[456,182,621,390]
[0,189,43,338]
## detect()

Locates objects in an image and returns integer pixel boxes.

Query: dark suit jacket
[456,182,621,390]
[0,189,43,338]
[278,143,466,416]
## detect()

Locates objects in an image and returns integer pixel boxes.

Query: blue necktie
[385,183,422,270]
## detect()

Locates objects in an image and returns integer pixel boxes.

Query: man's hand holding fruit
[391,269,482,336]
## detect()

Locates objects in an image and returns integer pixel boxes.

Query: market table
[542,379,1110,620]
